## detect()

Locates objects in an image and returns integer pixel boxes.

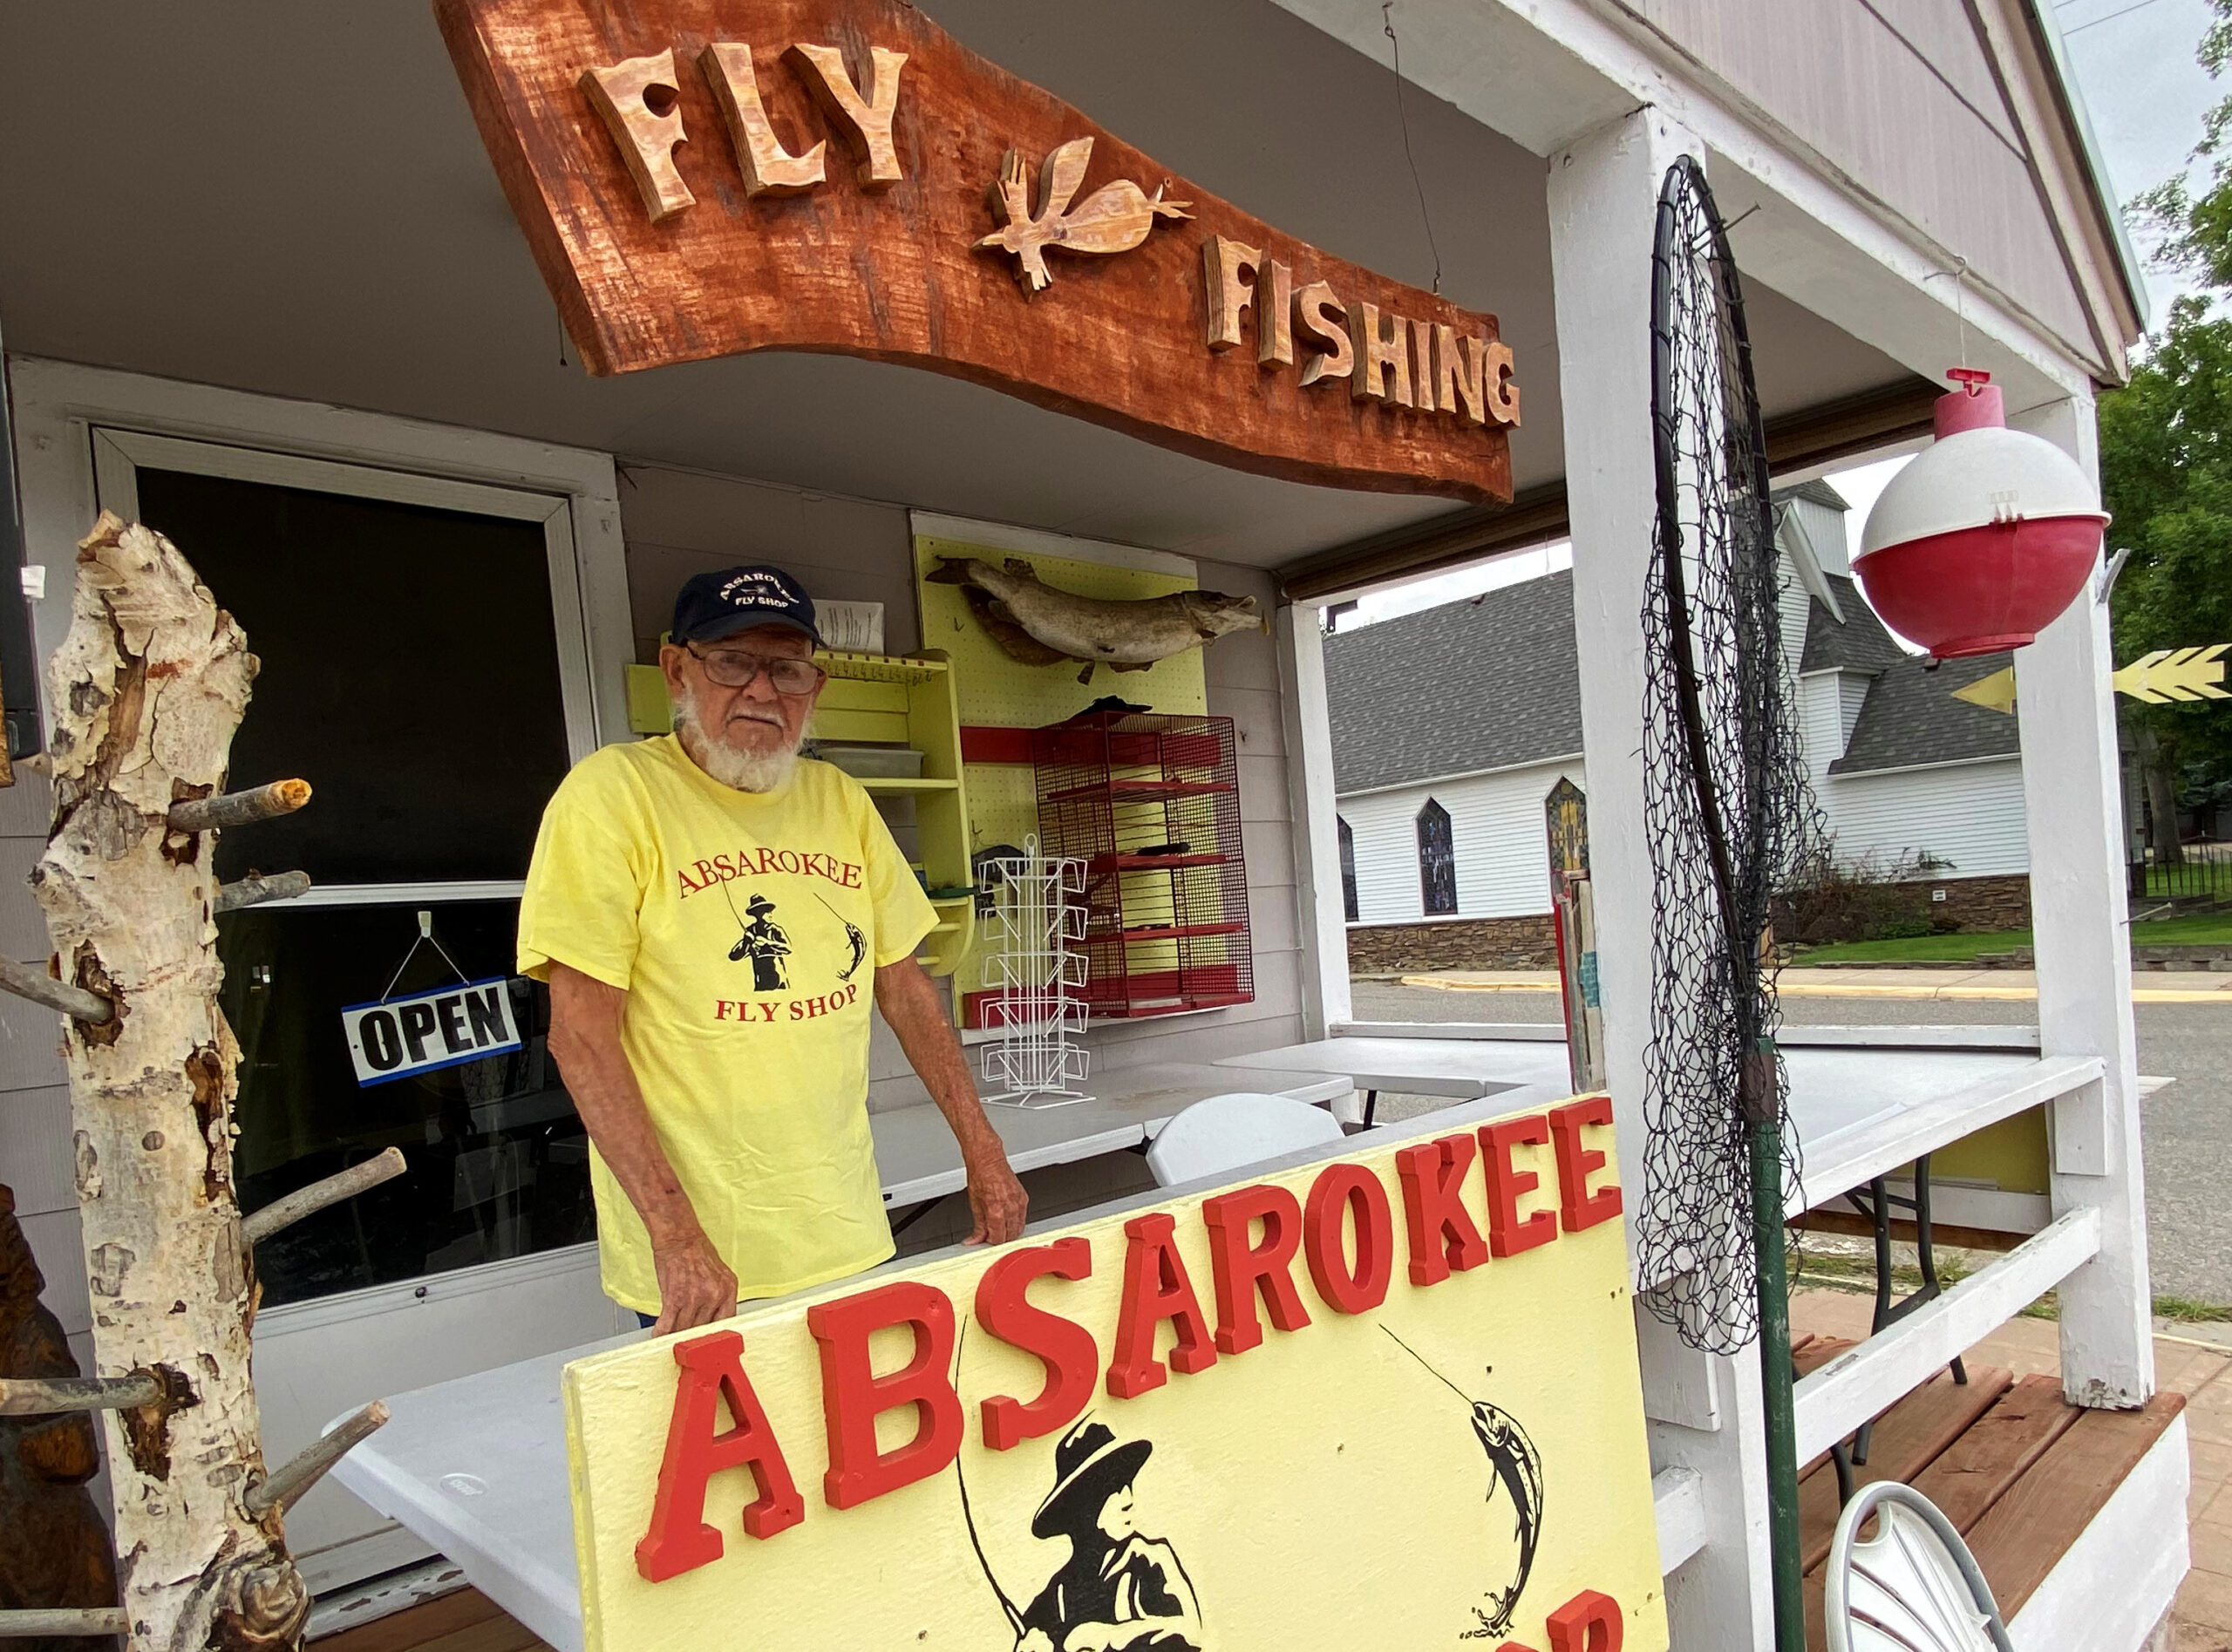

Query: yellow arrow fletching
[1953,666,2018,714]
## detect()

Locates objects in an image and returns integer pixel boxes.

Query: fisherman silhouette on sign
[727,892,791,992]
[1014,1421,1202,1652]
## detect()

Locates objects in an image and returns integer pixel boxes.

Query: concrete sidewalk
[1395,966,2232,1003]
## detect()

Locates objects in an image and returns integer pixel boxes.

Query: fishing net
[1635,157,1827,1355]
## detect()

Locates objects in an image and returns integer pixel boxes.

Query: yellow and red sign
[562,1098,1668,1652]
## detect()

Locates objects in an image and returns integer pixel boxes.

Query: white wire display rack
[976,837,1092,1109]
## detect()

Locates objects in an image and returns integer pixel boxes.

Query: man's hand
[964,1146,1029,1247]
[875,956,1029,1247]
[648,1220,739,1336]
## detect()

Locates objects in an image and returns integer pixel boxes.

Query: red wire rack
[1030,712,1253,1018]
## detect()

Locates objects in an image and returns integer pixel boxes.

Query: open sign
[342,977,522,1087]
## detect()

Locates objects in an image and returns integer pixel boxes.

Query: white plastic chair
[1144,1092,1345,1187]
[1825,1482,2013,1652]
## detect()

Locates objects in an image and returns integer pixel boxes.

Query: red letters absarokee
[635,1103,1620,1581]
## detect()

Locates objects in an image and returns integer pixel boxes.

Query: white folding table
[1215,1037,1550,1124]
[870,1058,1351,1215]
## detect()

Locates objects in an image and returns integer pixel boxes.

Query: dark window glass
[1418,799,1457,916]
[1337,816,1359,923]
[131,467,573,884]
[222,900,592,1307]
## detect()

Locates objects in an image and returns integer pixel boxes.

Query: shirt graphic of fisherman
[725,889,791,991]
[1015,1421,1202,1652]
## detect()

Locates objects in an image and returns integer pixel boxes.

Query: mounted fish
[927,555,1258,682]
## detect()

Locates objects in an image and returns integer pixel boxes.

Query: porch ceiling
[0,0,1911,570]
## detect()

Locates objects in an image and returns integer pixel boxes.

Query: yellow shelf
[855,776,962,794]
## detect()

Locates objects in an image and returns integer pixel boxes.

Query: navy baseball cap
[670,565,823,648]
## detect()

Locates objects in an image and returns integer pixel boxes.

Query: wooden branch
[167,779,310,833]
[0,955,112,1023]
[243,1401,388,1517]
[0,1370,163,1416]
[0,1608,130,1637]
[214,871,312,914]
[240,1148,406,1247]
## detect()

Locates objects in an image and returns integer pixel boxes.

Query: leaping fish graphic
[812,891,868,982]
[1383,1326,1545,1638]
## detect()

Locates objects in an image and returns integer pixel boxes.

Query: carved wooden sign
[434,0,1518,504]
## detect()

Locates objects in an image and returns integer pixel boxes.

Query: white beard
[673,683,802,792]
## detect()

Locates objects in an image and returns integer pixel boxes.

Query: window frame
[11,357,632,908]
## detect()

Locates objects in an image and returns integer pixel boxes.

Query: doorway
[90,425,631,1589]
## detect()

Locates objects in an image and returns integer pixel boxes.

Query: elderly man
[519,564,1028,1332]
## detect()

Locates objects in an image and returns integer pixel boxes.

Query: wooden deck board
[1798,1372,2188,1649]
[1962,1390,2188,1619]
[1793,1367,2013,1573]
[1908,1372,2080,1532]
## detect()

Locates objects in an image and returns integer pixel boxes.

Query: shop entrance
[90,429,629,1587]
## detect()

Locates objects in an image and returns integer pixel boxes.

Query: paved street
[1348,977,2232,1306]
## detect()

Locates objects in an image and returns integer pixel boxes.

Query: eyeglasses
[685,644,827,696]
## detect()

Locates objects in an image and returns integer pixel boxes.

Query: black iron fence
[2129,842,2232,903]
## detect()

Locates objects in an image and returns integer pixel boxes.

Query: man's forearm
[546,965,703,1243]
[874,956,1028,1243]
[874,957,1001,1152]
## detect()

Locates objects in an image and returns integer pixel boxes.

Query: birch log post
[31,513,309,1652]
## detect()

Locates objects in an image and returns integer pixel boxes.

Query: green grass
[1789,911,2232,966]
[2154,1294,2232,1323]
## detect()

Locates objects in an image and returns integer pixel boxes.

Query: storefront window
[221,900,593,1308]
[132,466,574,884]
[118,458,596,1305]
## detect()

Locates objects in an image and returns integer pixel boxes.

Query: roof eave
[2024,0,2153,343]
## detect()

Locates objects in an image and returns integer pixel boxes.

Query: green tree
[2108,0,2232,860]
[2098,300,2232,860]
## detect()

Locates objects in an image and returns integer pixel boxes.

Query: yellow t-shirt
[516,736,936,1314]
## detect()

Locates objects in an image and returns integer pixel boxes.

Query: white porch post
[1551,108,1773,1650]
[1277,601,1354,1044]
[2011,394,2154,1408]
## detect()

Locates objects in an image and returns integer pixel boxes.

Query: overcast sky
[1343,0,2222,627]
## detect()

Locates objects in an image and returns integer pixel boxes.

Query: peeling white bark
[32,513,308,1652]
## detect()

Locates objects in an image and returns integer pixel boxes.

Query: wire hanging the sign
[380,908,472,1002]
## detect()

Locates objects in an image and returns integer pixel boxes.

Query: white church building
[1330,483,2031,969]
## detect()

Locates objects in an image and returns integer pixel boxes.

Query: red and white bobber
[1854,368,2109,660]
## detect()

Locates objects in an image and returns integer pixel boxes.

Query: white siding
[1836,672,1869,747]
[1820,758,2030,878]
[1339,758,1584,924]
[1786,494,1852,577]
[1778,567,1811,681]
[1798,666,2028,877]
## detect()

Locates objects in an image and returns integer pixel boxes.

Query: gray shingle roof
[1325,570,1581,792]
[1801,574,1910,675]
[1325,565,2019,792]
[1828,649,2021,774]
